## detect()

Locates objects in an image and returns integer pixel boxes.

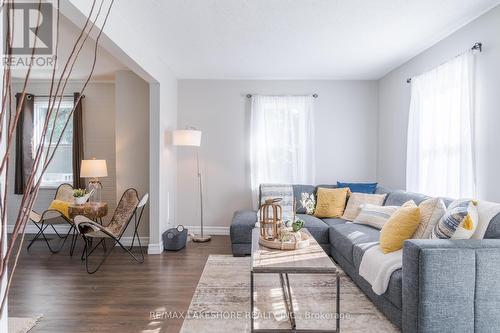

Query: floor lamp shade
[173,130,202,147]
[172,128,210,242]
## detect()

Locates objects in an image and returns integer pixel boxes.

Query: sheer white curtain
[406,51,475,198]
[250,95,315,206]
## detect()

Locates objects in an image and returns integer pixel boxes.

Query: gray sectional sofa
[230,184,500,332]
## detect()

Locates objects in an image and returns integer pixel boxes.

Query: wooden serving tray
[258,230,310,250]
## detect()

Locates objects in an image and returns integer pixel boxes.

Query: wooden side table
[68,202,108,256]
[68,202,108,222]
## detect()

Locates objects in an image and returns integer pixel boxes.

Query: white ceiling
[12,14,126,81]
[130,0,500,80]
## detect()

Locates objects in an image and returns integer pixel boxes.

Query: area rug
[180,255,399,333]
[8,315,42,333]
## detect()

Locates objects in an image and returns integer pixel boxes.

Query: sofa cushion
[353,242,378,270]
[351,242,403,309]
[230,210,257,244]
[375,185,392,195]
[316,184,337,190]
[384,269,403,309]
[329,223,380,265]
[293,184,316,214]
[483,212,500,239]
[385,190,429,206]
[296,214,329,244]
[322,218,346,228]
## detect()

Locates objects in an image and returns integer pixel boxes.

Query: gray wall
[377,5,500,202]
[115,70,150,238]
[177,80,378,231]
[8,81,117,226]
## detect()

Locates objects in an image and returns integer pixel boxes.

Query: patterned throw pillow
[412,198,446,239]
[431,199,478,239]
[342,193,387,221]
[314,187,349,218]
[299,192,316,215]
[293,185,315,214]
[259,184,294,220]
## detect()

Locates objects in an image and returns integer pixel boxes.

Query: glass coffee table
[250,228,340,332]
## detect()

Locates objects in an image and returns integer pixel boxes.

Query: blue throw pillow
[337,182,377,194]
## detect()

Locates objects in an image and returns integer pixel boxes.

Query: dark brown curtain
[73,92,85,189]
[14,93,34,194]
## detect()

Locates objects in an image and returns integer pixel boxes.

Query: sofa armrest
[403,239,500,333]
[229,210,257,241]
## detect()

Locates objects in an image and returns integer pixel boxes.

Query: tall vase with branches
[0,0,115,316]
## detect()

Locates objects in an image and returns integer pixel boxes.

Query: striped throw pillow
[431,199,478,239]
[353,204,400,229]
[259,184,294,220]
[353,200,416,229]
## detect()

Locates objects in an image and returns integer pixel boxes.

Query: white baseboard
[8,224,149,246]
[147,241,164,254]
[184,226,229,235]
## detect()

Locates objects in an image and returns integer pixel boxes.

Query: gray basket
[163,225,188,251]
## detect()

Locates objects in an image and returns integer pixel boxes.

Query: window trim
[32,97,75,188]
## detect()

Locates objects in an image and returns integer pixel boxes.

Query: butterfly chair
[75,188,148,274]
[27,183,76,253]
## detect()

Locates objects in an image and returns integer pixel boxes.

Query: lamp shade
[80,159,108,178]
[173,129,202,147]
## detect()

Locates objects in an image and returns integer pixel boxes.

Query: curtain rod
[406,42,482,84]
[18,94,86,100]
[35,94,85,98]
[246,93,318,98]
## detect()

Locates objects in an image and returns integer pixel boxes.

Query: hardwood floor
[9,234,232,333]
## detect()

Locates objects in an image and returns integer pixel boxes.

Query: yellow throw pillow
[314,187,349,218]
[380,206,420,254]
[48,199,72,219]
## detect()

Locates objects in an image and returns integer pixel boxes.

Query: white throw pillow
[412,198,446,239]
[342,193,386,221]
[353,204,400,230]
[353,200,416,230]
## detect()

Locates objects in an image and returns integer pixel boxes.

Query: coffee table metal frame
[250,229,340,333]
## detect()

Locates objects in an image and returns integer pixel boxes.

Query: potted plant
[73,188,90,205]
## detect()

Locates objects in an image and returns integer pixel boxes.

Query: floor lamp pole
[192,149,211,242]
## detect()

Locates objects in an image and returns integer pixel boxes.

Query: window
[33,97,74,188]
[406,51,475,198]
[250,95,315,206]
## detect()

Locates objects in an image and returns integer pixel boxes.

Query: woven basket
[162,225,188,251]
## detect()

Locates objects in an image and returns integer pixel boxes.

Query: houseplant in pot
[73,189,92,205]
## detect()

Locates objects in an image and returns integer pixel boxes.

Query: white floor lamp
[173,128,211,242]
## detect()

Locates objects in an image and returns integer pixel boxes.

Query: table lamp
[80,158,108,203]
[173,129,210,242]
